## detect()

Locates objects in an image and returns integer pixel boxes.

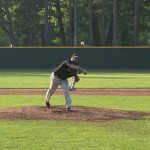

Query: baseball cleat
[46,101,50,108]
[66,107,71,112]
[68,87,72,91]
[69,87,76,91]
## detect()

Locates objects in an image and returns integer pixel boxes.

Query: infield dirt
[0,106,149,122]
[1,88,150,96]
[0,89,150,122]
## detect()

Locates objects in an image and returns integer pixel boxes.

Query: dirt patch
[1,88,150,96]
[0,106,149,122]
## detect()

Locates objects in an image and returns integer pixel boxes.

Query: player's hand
[83,69,87,75]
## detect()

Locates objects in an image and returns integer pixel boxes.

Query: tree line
[0,0,149,47]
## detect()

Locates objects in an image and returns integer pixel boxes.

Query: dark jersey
[53,60,78,79]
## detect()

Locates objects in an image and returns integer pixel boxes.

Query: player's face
[73,56,79,63]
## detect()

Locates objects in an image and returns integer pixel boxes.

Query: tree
[90,0,101,46]
[0,0,149,46]
[2,0,17,46]
[101,0,107,45]
[89,0,94,46]
[69,0,74,46]
[74,0,78,46]
[134,0,139,46]
[44,0,50,46]
[105,15,113,46]
[55,0,67,46]
[112,0,118,46]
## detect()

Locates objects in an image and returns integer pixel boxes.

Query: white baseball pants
[69,77,76,90]
[45,72,71,108]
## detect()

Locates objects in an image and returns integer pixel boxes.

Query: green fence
[0,47,150,69]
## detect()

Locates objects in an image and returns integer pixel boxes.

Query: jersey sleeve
[66,59,73,65]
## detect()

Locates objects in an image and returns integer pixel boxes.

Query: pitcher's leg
[71,79,76,90]
[45,73,61,103]
[69,77,76,91]
[61,79,71,109]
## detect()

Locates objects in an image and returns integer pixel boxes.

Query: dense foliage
[0,0,149,46]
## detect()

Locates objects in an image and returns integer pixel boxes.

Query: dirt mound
[0,106,149,122]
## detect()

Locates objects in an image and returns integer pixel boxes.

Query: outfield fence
[0,47,150,69]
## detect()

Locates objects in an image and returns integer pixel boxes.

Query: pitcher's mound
[0,106,149,122]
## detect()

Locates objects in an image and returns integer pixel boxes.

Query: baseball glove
[75,76,80,82]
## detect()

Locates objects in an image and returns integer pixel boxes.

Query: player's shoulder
[66,59,72,63]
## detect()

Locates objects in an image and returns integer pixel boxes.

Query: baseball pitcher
[45,54,87,111]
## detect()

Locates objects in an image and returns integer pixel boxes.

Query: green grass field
[0,69,150,88]
[0,95,150,112]
[0,69,150,150]
[0,95,150,150]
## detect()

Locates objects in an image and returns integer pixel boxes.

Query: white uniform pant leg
[45,73,61,102]
[69,77,76,89]
[60,79,71,108]
[71,80,76,89]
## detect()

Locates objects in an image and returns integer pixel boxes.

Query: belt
[54,72,61,79]
[54,72,66,80]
